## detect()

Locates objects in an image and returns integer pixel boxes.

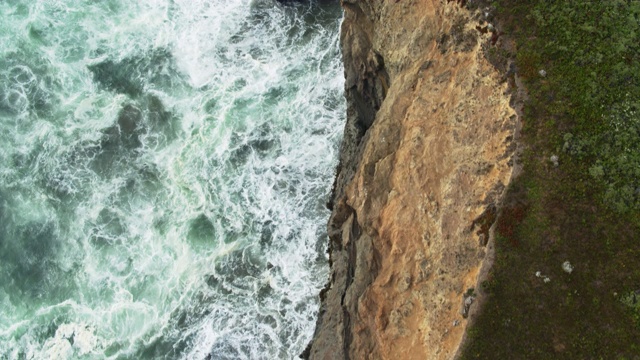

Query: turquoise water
[0,0,344,358]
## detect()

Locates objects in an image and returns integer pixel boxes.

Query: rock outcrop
[306,1,518,359]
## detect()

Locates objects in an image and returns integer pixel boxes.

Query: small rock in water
[562,261,574,274]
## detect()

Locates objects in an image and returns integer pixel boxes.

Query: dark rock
[470,204,497,246]
[327,5,390,210]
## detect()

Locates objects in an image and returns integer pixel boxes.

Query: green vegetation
[565,98,640,212]
[620,291,640,328]
[460,0,640,358]
[534,0,640,212]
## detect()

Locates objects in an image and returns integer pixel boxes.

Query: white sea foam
[0,0,343,359]
[41,323,100,358]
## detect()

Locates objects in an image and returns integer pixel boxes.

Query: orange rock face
[306,1,518,359]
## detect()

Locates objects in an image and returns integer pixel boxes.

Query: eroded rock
[307,1,519,359]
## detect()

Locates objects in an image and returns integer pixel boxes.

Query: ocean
[0,0,344,358]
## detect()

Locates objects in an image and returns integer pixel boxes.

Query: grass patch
[460,0,640,358]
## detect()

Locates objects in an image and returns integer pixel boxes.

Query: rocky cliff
[305,1,518,359]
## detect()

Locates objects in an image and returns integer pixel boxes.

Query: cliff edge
[306,1,518,359]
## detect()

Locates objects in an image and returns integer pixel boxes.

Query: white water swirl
[0,0,344,358]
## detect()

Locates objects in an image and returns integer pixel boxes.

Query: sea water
[0,0,344,358]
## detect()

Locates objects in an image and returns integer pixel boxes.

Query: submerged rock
[87,48,178,97]
[102,104,143,150]
[93,95,176,177]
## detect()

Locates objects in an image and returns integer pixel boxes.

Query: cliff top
[460,0,640,358]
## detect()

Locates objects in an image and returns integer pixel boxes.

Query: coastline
[306,1,520,358]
